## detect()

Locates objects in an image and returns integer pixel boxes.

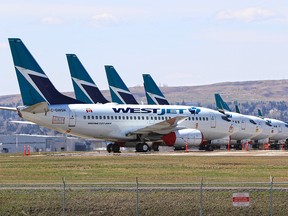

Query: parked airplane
[105,65,138,104]
[3,38,240,153]
[257,109,288,146]
[215,93,277,148]
[143,74,265,150]
[66,54,109,104]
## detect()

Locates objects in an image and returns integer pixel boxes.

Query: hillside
[1,79,288,135]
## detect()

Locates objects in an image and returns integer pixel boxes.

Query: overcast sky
[1,0,288,96]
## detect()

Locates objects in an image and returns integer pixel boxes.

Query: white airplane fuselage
[224,111,262,141]
[19,104,237,143]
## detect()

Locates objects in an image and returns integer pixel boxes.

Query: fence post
[136,177,139,216]
[200,177,203,216]
[62,177,66,216]
[269,176,274,216]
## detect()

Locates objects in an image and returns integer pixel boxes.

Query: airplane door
[69,112,76,127]
[210,115,216,128]
[241,120,246,130]
[278,125,282,133]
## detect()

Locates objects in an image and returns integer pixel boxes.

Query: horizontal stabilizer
[0,106,17,112]
[9,120,36,125]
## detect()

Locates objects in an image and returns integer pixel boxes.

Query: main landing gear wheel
[107,143,120,153]
[152,143,159,151]
[112,143,120,153]
[107,143,113,153]
[136,143,149,152]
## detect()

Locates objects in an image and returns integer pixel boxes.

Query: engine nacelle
[161,129,203,147]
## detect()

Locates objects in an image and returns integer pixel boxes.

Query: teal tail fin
[143,74,169,105]
[66,54,108,104]
[105,65,138,104]
[8,38,82,106]
[214,93,231,112]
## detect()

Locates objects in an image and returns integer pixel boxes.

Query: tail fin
[214,93,231,112]
[235,104,241,114]
[143,74,169,105]
[8,38,82,106]
[258,109,263,117]
[105,65,138,104]
[66,54,109,104]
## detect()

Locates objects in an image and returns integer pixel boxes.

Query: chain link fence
[0,177,288,215]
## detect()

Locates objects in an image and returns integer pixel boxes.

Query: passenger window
[138,116,141,120]
[206,117,208,121]
[154,117,157,120]
[107,116,110,120]
[130,116,133,120]
[83,116,86,119]
[103,116,106,120]
[95,116,98,120]
[126,116,129,120]
[111,116,113,120]
[91,116,94,119]
[146,116,149,120]
[199,117,202,121]
[134,116,137,120]
[99,116,102,120]
[142,116,145,120]
[87,116,90,120]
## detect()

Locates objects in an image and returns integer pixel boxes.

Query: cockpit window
[285,124,288,128]
[265,121,272,127]
[249,119,257,125]
[221,116,231,122]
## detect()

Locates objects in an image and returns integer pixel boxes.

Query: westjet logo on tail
[112,107,201,115]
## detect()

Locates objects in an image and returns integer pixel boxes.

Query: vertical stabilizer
[258,109,263,117]
[8,38,82,106]
[66,54,109,104]
[105,65,138,104]
[143,74,169,105]
[235,104,241,114]
[214,93,232,112]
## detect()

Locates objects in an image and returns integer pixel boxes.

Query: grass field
[1,152,288,215]
[1,152,288,184]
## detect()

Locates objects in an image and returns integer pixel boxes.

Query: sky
[1,0,288,96]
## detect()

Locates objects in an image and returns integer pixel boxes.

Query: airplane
[215,93,277,149]
[3,38,240,153]
[143,74,265,150]
[143,74,169,105]
[257,109,288,148]
[105,65,138,105]
[66,54,109,104]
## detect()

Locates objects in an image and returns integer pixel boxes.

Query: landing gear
[136,143,150,152]
[107,143,121,153]
[151,143,159,151]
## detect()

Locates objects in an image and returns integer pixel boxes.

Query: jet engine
[161,128,203,147]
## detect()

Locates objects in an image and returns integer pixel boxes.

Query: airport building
[0,134,106,154]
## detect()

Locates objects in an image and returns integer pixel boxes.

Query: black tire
[112,143,120,153]
[152,144,159,151]
[107,143,113,153]
[135,143,149,152]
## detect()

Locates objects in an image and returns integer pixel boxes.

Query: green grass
[1,152,288,215]
[1,153,288,183]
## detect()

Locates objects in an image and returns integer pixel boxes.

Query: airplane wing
[0,106,17,112]
[129,116,188,135]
